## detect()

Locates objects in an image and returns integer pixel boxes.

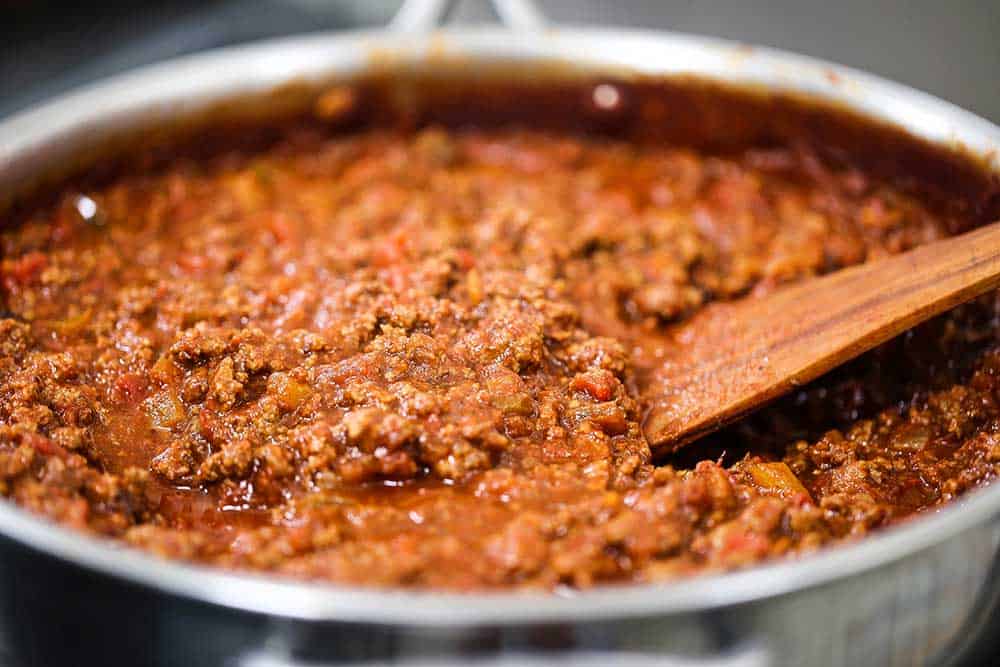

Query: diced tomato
[372,232,408,268]
[113,373,149,404]
[265,212,299,245]
[24,433,68,459]
[722,529,771,557]
[455,248,476,271]
[382,265,411,293]
[2,251,47,290]
[571,369,618,401]
[199,410,224,445]
[175,253,210,274]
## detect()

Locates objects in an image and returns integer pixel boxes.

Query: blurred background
[1,0,998,121]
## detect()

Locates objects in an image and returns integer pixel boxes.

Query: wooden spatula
[643,220,1000,454]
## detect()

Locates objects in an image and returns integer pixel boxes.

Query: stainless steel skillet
[0,1,999,665]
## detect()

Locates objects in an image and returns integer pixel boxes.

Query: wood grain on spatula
[644,220,1000,454]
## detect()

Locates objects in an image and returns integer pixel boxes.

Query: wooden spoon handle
[645,220,1000,453]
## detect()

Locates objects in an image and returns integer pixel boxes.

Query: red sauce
[0,74,998,590]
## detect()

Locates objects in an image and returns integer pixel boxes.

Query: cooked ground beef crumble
[2,108,1000,590]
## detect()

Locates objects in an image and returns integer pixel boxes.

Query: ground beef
[0,117,997,590]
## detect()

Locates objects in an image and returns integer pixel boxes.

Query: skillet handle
[391,0,547,33]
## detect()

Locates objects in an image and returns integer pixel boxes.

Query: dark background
[1,1,999,665]
[1,0,999,121]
